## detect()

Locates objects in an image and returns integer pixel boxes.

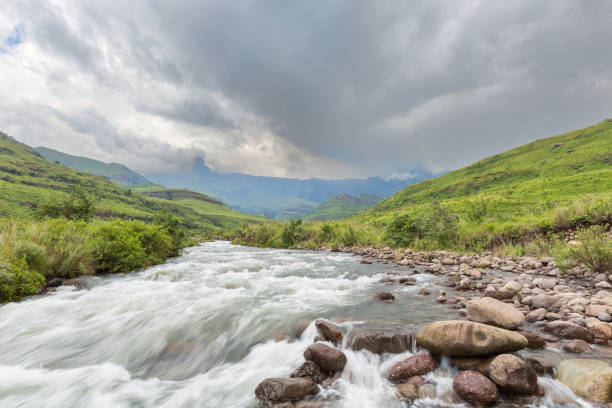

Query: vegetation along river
[0,241,597,407]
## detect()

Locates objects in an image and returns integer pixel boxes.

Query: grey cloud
[2,0,612,177]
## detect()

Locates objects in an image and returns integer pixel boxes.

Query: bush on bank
[0,213,189,303]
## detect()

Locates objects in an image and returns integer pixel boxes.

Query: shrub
[317,223,336,244]
[466,199,488,223]
[0,258,45,303]
[13,240,46,273]
[154,209,186,253]
[281,219,308,247]
[341,225,359,247]
[36,189,96,221]
[561,225,612,273]
[385,201,459,249]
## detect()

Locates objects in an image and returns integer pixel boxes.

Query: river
[0,241,594,407]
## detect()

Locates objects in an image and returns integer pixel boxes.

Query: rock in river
[478,354,538,394]
[304,344,347,372]
[416,320,528,357]
[453,370,499,404]
[466,297,525,329]
[315,319,342,344]
[544,320,594,342]
[291,361,326,383]
[255,378,318,402]
[352,332,411,354]
[557,359,612,403]
[372,292,395,303]
[387,353,438,381]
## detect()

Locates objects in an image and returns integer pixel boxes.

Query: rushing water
[0,241,595,407]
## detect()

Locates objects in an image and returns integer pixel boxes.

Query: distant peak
[192,157,213,173]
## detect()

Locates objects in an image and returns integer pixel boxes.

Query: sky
[1,1,612,179]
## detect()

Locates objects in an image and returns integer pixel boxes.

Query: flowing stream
[0,241,595,407]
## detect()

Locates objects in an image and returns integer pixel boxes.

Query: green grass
[234,120,612,251]
[301,193,382,221]
[0,132,269,234]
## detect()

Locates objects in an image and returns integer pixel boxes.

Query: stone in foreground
[314,319,343,344]
[416,320,528,356]
[478,354,538,394]
[387,353,438,381]
[255,378,318,402]
[467,297,525,329]
[557,359,612,403]
[352,332,411,354]
[453,370,499,404]
[303,343,347,372]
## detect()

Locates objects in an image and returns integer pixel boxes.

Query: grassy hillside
[235,120,612,251]
[359,119,612,233]
[0,132,268,232]
[35,146,153,186]
[301,193,382,221]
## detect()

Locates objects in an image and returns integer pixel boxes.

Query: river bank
[251,244,612,406]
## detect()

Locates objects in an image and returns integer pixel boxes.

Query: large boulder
[304,344,347,372]
[387,353,438,382]
[478,354,538,394]
[255,378,318,402]
[467,297,525,329]
[544,321,594,342]
[562,339,592,353]
[585,317,612,341]
[352,332,411,354]
[557,359,612,403]
[315,319,342,344]
[453,370,499,404]
[416,320,528,356]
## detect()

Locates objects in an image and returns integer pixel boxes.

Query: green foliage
[317,223,336,243]
[340,225,359,247]
[281,219,309,247]
[13,241,46,273]
[0,257,45,303]
[36,189,96,221]
[301,193,382,221]
[154,208,186,253]
[559,225,612,273]
[385,201,459,249]
[89,220,173,274]
[466,199,488,222]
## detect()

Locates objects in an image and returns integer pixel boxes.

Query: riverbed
[0,241,595,407]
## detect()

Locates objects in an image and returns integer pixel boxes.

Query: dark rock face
[453,370,499,404]
[352,332,411,354]
[290,361,326,383]
[315,319,343,344]
[544,321,594,342]
[303,344,347,372]
[387,353,438,382]
[527,357,557,375]
[372,292,395,303]
[478,354,538,394]
[255,378,318,402]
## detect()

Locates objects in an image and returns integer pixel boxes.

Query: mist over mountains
[148,158,434,218]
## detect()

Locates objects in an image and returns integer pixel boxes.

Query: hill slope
[357,119,612,233]
[301,193,382,221]
[0,133,267,231]
[35,146,153,186]
[147,158,432,218]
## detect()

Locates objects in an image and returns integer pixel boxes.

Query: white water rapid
[0,241,595,407]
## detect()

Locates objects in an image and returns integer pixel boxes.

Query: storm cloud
[1,1,611,177]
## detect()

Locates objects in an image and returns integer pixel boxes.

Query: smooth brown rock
[291,361,326,383]
[387,353,438,381]
[562,339,592,353]
[255,378,318,402]
[467,297,525,329]
[315,319,342,344]
[586,317,612,341]
[478,354,538,394]
[557,359,612,403]
[352,332,411,354]
[450,357,487,370]
[303,344,347,372]
[525,308,547,323]
[416,320,528,357]
[453,370,499,404]
[527,357,556,375]
[544,320,594,342]
[405,375,426,387]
